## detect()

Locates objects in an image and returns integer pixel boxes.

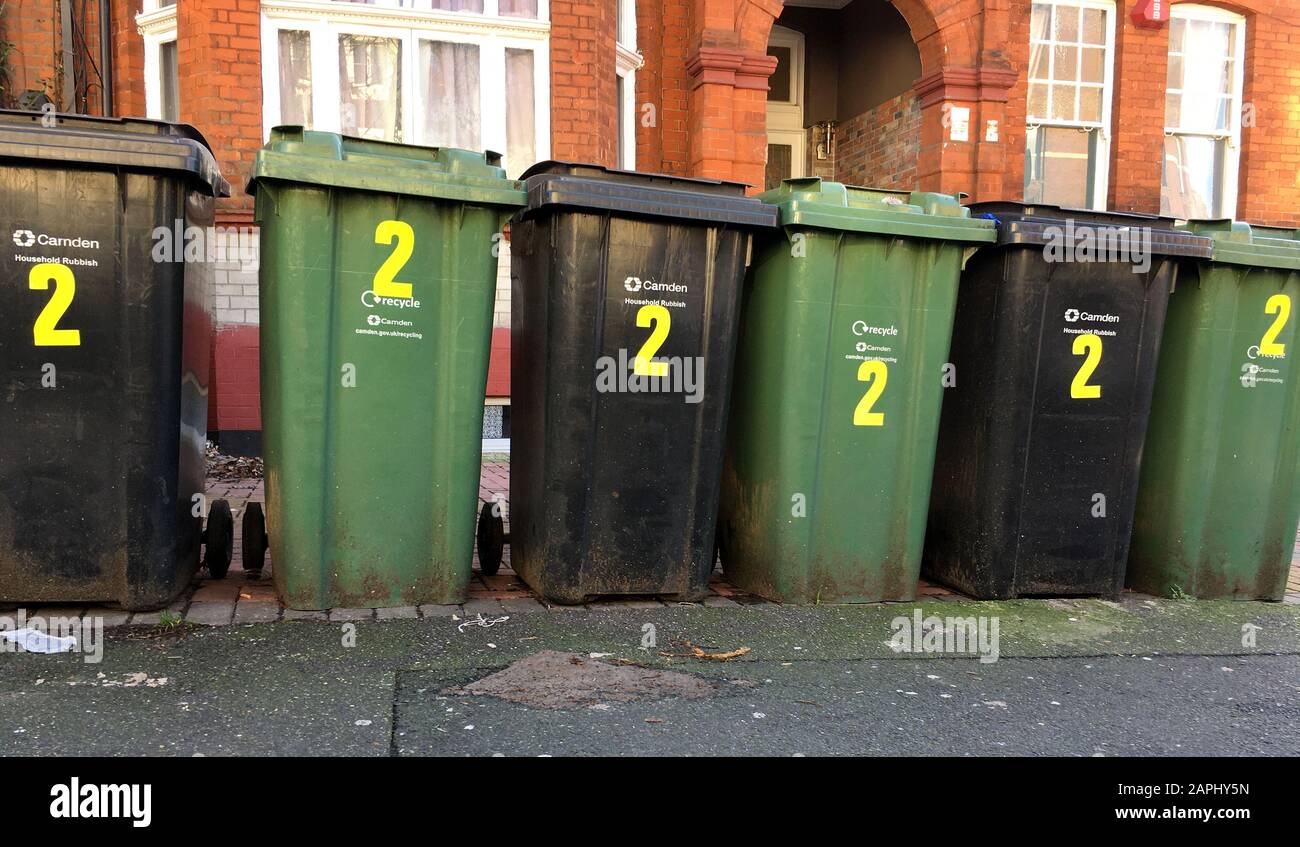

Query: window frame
[260,0,551,177]
[137,0,179,121]
[1024,0,1116,210]
[615,0,642,170]
[1162,3,1246,220]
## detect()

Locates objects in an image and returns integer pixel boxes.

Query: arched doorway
[764,0,924,191]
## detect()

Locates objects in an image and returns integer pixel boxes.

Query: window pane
[1030,3,1050,40]
[1079,86,1102,123]
[419,40,481,150]
[1052,45,1078,81]
[339,35,403,142]
[1080,47,1105,84]
[1081,8,1105,45]
[1050,83,1075,121]
[1054,5,1079,42]
[278,30,313,127]
[1162,134,1227,219]
[499,0,538,18]
[430,0,485,12]
[1027,82,1048,118]
[1166,54,1183,91]
[1024,125,1094,208]
[766,143,792,191]
[160,40,179,122]
[505,48,536,178]
[1168,18,1237,131]
[767,46,791,102]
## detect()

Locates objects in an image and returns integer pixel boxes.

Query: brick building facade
[4,0,1299,453]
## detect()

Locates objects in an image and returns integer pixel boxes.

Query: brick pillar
[913,68,1017,200]
[112,0,146,117]
[1108,11,1167,214]
[550,0,618,165]
[176,0,261,223]
[636,0,691,175]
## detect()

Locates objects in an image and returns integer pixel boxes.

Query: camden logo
[1064,308,1119,324]
[624,276,643,292]
[12,229,34,247]
[12,228,100,250]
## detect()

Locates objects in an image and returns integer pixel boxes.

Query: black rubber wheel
[477,501,505,577]
[204,499,234,579]
[242,501,269,575]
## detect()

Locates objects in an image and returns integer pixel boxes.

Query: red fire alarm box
[1131,0,1170,28]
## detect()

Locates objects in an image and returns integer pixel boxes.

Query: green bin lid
[248,126,525,208]
[1177,219,1300,271]
[0,108,229,197]
[517,161,777,228]
[758,177,995,243]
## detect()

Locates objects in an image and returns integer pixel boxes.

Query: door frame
[766,24,806,182]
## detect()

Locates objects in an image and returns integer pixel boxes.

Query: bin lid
[248,127,525,207]
[969,201,1212,258]
[516,161,777,228]
[0,109,229,197]
[758,177,995,242]
[1176,219,1300,271]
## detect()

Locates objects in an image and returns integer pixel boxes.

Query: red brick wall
[550,0,618,165]
[1,0,61,107]
[177,0,262,222]
[835,92,921,189]
[637,0,691,174]
[111,0,145,117]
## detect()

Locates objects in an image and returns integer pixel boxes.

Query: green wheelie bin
[717,178,994,603]
[1128,221,1300,600]
[249,129,524,609]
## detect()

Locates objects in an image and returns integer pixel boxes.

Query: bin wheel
[204,499,234,580]
[242,502,269,576]
[477,501,505,577]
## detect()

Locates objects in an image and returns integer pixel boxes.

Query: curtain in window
[499,0,539,17]
[505,48,536,177]
[431,0,485,11]
[420,40,481,151]
[338,35,402,142]
[278,30,313,127]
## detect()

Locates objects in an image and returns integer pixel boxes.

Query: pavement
[1,457,1299,756]
[1,596,1298,756]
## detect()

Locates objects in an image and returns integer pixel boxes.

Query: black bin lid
[0,109,230,197]
[969,201,1211,258]
[517,161,776,228]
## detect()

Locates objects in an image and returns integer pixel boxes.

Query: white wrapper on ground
[1,628,77,654]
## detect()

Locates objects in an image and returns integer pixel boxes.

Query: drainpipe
[99,0,113,115]
[60,0,75,111]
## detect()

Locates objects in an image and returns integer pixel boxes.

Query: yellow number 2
[1071,333,1102,399]
[853,360,887,427]
[30,263,81,347]
[634,304,671,377]
[373,219,414,299]
[1260,293,1290,357]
